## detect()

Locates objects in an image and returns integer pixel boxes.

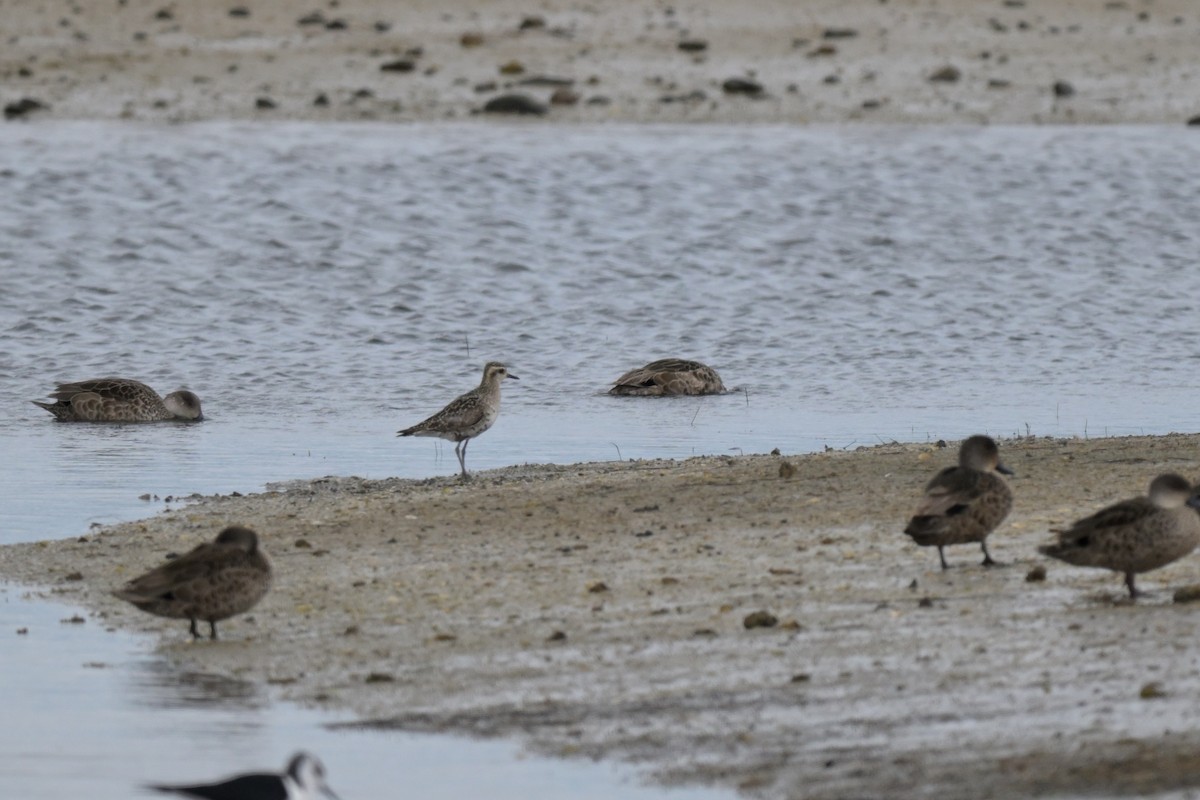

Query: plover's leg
[189,618,201,639]
[938,546,948,570]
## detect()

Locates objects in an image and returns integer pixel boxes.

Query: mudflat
[3,0,1198,124]
[7,433,1200,798]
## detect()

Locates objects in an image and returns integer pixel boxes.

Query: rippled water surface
[4,123,1200,542]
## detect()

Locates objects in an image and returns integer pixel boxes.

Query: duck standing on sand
[1039,473,1200,598]
[33,377,203,422]
[397,361,518,480]
[904,435,1014,569]
[112,526,272,640]
[608,358,726,396]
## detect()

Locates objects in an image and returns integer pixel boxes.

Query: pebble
[482,93,547,115]
[929,65,961,82]
[743,610,778,629]
[1139,681,1165,699]
[255,96,276,109]
[722,78,763,96]
[4,97,47,119]
[1186,114,1200,126]
[1172,584,1200,603]
[1053,80,1075,97]
[677,39,707,52]
[460,32,484,47]
[380,59,415,73]
[1025,565,1047,582]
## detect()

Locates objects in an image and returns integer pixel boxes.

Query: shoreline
[8,433,1200,797]
[3,0,1199,126]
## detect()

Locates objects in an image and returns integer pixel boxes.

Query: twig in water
[729,447,743,456]
[690,404,701,427]
[465,334,471,358]
[611,442,622,461]
[743,387,749,407]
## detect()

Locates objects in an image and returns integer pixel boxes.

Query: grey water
[0,587,729,800]
[3,123,1200,543]
[1,122,1199,798]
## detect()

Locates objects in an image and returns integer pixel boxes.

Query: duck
[33,377,202,422]
[112,526,271,640]
[397,362,518,480]
[904,435,1014,569]
[1039,473,1200,598]
[608,358,727,396]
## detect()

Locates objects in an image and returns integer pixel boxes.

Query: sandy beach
[8,434,1200,797]
[3,0,1199,124]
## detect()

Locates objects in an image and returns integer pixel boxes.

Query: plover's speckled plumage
[904,435,1014,569]
[608,358,727,396]
[112,526,272,640]
[148,751,340,800]
[397,361,518,479]
[1040,473,1200,598]
[32,377,203,422]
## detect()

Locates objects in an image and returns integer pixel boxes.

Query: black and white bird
[148,752,340,800]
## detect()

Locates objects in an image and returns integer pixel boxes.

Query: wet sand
[7,434,1200,798]
[2,0,1199,124]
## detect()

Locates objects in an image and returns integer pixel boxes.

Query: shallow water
[3,122,1200,543]
[0,588,729,800]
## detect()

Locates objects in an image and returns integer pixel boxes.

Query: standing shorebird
[32,377,203,422]
[112,526,272,640]
[904,435,1014,569]
[148,751,340,800]
[608,358,727,396]
[1039,473,1200,598]
[397,361,518,479]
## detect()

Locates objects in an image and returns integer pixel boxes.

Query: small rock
[1140,681,1166,699]
[547,630,567,642]
[518,15,545,30]
[1173,584,1200,603]
[294,539,312,549]
[929,65,961,82]
[585,95,611,106]
[313,92,329,107]
[373,21,391,33]
[988,79,1012,89]
[692,627,718,637]
[586,580,609,593]
[364,672,394,683]
[154,7,173,20]
[482,93,547,115]
[517,75,573,87]
[677,39,707,52]
[917,596,935,608]
[17,627,28,635]
[228,6,249,17]
[297,11,325,25]
[4,97,47,119]
[743,610,778,629]
[380,59,415,73]
[460,32,484,47]
[823,27,858,38]
[790,672,811,683]
[808,44,837,57]
[474,81,497,93]
[1025,565,1047,582]
[63,572,84,582]
[255,96,276,109]
[324,18,347,30]
[1186,115,1200,127]
[1053,80,1075,98]
[60,615,85,624]
[498,60,525,75]
[770,447,781,456]
[722,77,763,96]
[779,461,796,479]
